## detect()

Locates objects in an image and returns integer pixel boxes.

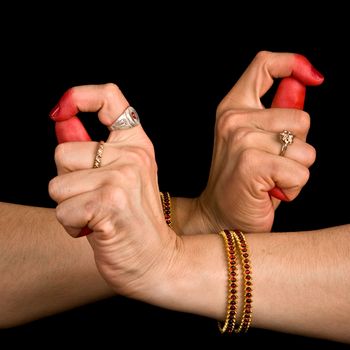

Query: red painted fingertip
[50,104,60,120]
[49,88,79,122]
[269,187,289,202]
[310,66,324,81]
[293,54,324,86]
[77,226,93,237]
[271,77,306,110]
[55,117,91,143]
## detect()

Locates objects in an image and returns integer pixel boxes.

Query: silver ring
[279,130,294,156]
[108,106,140,131]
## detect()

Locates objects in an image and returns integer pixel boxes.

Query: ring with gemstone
[279,130,294,156]
[108,106,140,131]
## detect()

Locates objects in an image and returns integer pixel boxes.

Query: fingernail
[49,104,60,120]
[269,187,289,202]
[77,226,93,238]
[311,66,324,80]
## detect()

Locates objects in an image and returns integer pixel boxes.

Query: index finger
[220,51,324,110]
[49,83,129,127]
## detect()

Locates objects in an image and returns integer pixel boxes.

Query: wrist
[157,233,242,321]
[172,197,217,235]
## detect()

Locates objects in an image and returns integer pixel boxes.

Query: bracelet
[230,229,253,333]
[218,230,238,334]
[160,191,172,228]
[218,229,253,335]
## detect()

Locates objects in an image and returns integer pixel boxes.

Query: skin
[0,52,327,333]
[55,117,91,143]
[51,52,322,236]
[52,55,320,203]
[0,202,114,328]
[173,52,323,234]
[270,76,306,201]
[49,53,349,343]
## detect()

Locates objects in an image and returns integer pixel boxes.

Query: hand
[49,84,178,301]
[180,51,324,234]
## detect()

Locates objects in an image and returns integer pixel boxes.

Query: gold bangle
[230,229,253,333]
[218,229,253,335]
[218,230,238,334]
[160,191,172,228]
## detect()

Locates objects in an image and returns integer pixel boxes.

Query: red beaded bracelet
[230,230,253,333]
[160,192,172,228]
[218,229,253,335]
[218,230,238,334]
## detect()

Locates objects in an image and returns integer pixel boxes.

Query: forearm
[161,225,350,343]
[0,202,114,328]
[249,225,350,343]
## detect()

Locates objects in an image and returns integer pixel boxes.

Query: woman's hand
[176,51,324,234]
[49,84,179,302]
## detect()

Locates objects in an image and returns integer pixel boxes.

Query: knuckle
[109,163,141,188]
[89,187,127,234]
[48,177,60,201]
[297,111,311,132]
[293,166,310,188]
[216,100,230,116]
[55,203,67,224]
[103,83,122,100]
[236,148,259,173]
[253,50,272,65]
[306,144,317,166]
[232,127,256,147]
[300,168,310,186]
[126,148,146,167]
[303,168,310,184]
[127,146,156,171]
[54,144,67,166]
[121,164,140,183]
[102,185,128,213]
[216,110,248,139]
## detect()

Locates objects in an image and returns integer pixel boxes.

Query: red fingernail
[311,66,324,81]
[49,104,60,120]
[77,226,93,237]
[269,187,289,202]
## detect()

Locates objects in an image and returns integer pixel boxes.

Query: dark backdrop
[0,33,349,349]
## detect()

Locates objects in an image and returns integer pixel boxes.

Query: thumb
[219,51,324,111]
[55,116,91,143]
[271,77,306,109]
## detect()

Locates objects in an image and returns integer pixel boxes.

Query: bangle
[218,230,238,334]
[218,229,253,335]
[230,230,253,333]
[160,192,172,228]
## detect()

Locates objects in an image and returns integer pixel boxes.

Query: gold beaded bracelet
[218,230,238,334]
[218,229,253,335]
[230,230,253,333]
[160,191,172,228]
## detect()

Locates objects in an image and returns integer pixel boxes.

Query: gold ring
[279,130,294,156]
[93,141,105,168]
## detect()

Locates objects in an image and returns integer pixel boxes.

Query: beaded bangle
[160,191,172,228]
[230,230,253,333]
[218,229,253,335]
[218,230,238,334]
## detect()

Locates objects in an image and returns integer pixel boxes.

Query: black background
[0,19,349,349]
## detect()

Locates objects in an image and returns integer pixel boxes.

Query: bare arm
[47,81,349,344]
[0,202,114,328]
[163,224,350,344]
